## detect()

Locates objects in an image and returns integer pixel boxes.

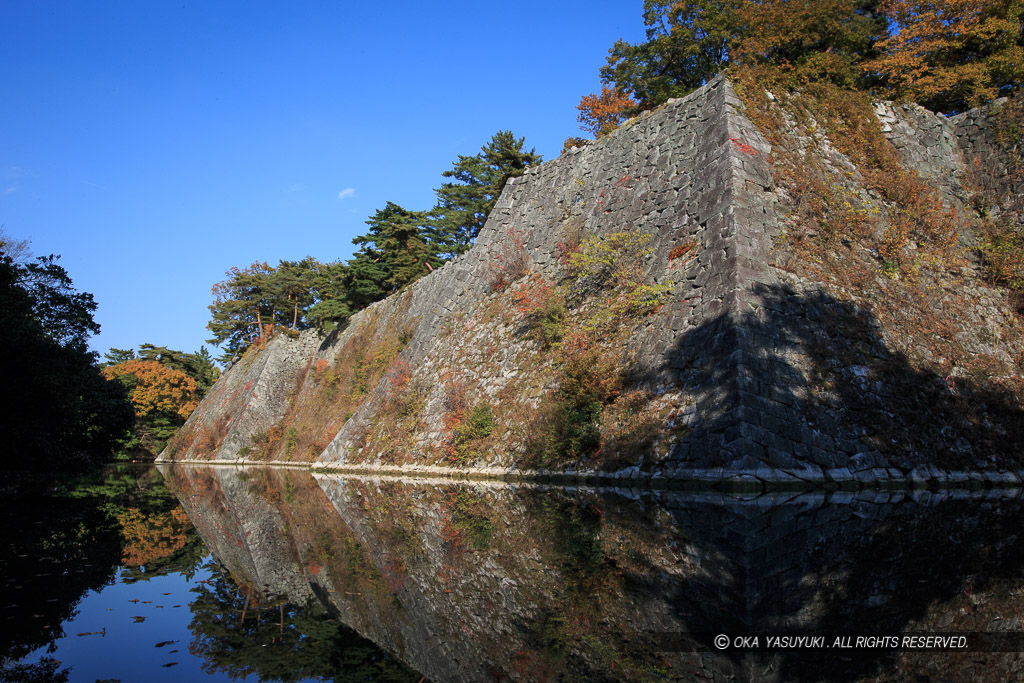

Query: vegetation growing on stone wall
[502,230,674,469]
[733,75,1024,462]
[971,97,1024,307]
[486,226,530,292]
[736,80,963,279]
[441,372,496,466]
[261,312,416,463]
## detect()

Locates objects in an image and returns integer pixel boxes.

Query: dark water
[0,465,419,682]
[5,466,1024,681]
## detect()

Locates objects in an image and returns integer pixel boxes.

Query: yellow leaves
[865,0,1024,110]
[102,360,200,419]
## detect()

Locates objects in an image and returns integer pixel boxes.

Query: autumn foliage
[117,507,192,567]
[865,0,1024,112]
[576,86,638,137]
[582,0,1023,133]
[103,359,200,420]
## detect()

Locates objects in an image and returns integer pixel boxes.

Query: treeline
[0,231,132,470]
[0,229,220,468]
[206,131,541,361]
[101,344,220,458]
[570,0,1023,142]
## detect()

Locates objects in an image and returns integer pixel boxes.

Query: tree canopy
[0,241,132,468]
[206,131,541,358]
[207,259,321,360]
[101,343,220,456]
[434,131,542,252]
[575,0,1023,135]
[865,0,1024,112]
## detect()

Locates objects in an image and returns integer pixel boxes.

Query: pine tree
[433,131,542,253]
[356,202,441,292]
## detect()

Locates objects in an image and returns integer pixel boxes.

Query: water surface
[6,464,1024,681]
[162,466,1024,682]
[0,465,419,682]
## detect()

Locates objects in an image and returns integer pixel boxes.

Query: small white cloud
[3,166,33,180]
[2,187,16,195]
[337,187,356,201]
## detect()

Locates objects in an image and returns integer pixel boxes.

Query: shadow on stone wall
[663,283,1024,472]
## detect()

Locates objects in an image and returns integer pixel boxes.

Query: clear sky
[1,0,646,359]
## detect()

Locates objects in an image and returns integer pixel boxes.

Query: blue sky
[1,1,645,359]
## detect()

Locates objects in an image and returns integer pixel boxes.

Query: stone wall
[160,76,1023,486]
[161,330,319,461]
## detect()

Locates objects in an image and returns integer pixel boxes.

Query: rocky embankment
[161,75,1024,489]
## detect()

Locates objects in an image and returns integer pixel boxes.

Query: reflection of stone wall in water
[164,466,1024,682]
[161,466,312,604]
[160,75,1023,484]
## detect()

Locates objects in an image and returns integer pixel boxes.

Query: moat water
[3,464,1024,681]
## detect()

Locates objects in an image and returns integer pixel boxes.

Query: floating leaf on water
[128,599,139,603]
[154,640,177,648]
[162,592,171,596]
[132,616,146,623]
[168,650,178,654]
[141,601,152,604]
[161,662,178,668]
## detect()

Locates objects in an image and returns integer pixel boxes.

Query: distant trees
[576,86,638,137]
[356,202,443,290]
[599,0,740,112]
[102,360,200,420]
[207,259,321,360]
[433,131,542,252]
[206,131,542,359]
[102,344,220,456]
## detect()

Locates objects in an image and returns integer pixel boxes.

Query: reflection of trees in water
[187,559,420,682]
[0,656,69,683]
[0,465,204,671]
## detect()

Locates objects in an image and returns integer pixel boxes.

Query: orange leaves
[576,86,637,138]
[102,360,200,419]
[865,0,1024,111]
[511,273,557,317]
[117,507,191,567]
[668,240,699,265]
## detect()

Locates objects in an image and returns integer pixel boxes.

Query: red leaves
[729,137,758,156]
